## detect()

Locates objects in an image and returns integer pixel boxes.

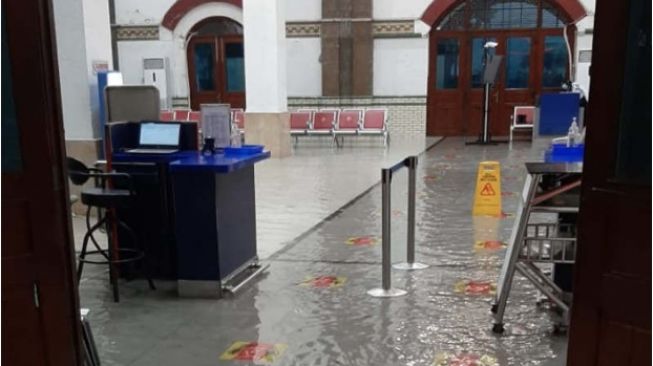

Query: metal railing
[367,156,428,298]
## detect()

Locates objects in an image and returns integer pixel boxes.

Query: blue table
[110,150,269,297]
[169,151,270,298]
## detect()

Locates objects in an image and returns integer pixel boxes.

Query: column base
[243,112,291,158]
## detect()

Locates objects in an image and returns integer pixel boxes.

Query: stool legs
[77,205,155,302]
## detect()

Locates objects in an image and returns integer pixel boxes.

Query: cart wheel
[492,323,505,334]
[491,304,498,313]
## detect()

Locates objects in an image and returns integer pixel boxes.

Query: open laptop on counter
[126,122,181,154]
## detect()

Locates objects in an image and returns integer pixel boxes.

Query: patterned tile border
[288,95,427,107]
[114,20,417,40]
[372,20,416,38]
[286,22,321,38]
[114,25,159,41]
[286,19,417,38]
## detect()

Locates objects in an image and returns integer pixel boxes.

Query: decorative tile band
[288,95,427,107]
[113,20,416,40]
[372,20,415,37]
[286,20,417,38]
[286,22,321,38]
[115,25,159,41]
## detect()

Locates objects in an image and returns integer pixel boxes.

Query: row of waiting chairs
[290,108,388,146]
[160,108,244,128]
[159,107,388,147]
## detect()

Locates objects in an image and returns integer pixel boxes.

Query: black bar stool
[67,157,155,302]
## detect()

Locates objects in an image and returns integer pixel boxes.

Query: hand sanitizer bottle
[230,124,242,148]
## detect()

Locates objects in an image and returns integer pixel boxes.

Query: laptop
[126,122,181,154]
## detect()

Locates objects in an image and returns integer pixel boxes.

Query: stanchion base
[367,288,407,298]
[393,262,429,270]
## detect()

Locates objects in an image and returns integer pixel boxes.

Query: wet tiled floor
[78,137,568,366]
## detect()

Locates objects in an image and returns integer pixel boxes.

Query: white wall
[285,0,321,21]
[373,0,433,19]
[286,38,321,96]
[115,0,173,24]
[373,38,428,96]
[82,0,113,136]
[244,0,288,112]
[53,0,94,140]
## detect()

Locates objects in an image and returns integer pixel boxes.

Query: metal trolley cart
[492,162,582,333]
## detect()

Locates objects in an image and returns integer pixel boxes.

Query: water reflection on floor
[79,137,567,366]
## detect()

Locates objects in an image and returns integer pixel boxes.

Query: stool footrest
[78,248,144,265]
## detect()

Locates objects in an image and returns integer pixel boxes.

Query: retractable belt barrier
[368,156,429,298]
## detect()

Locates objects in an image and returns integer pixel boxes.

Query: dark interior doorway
[187,17,245,111]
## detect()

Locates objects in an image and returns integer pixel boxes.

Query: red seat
[336,110,361,131]
[232,110,245,130]
[173,109,190,121]
[312,110,337,131]
[160,110,173,121]
[188,111,201,122]
[362,109,386,130]
[290,112,310,132]
[359,108,389,146]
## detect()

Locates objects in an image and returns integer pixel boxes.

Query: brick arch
[162,0,242,30]
[420,0,587,27]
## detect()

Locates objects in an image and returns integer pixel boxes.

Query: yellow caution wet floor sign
[472,161,502,216]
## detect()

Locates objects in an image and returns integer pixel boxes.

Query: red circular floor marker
[346,236,377,246]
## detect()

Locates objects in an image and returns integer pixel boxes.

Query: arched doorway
[187,17,245,110]
[425,0,576,136]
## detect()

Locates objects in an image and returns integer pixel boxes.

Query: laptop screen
[139,122,180,147]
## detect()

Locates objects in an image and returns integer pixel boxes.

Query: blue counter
[169,151,271,173]
[110,149,269,296]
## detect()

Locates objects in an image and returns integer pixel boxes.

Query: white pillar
[243,0,288,113]
[242,0,291,157]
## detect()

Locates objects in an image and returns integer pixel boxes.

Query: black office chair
[67,157,155,302]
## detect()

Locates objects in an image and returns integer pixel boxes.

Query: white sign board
[200,104,232,148]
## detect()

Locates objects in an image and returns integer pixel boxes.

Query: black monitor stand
[466,55,507,145]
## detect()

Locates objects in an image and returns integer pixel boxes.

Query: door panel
[220,36,245,109]
[188,36,219,110]
[496,34,536,136]
[567,0,651,364]
[2,1,82,364]
[427,35,465,135]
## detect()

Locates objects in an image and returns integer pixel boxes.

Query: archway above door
[162,0,242,30]
[420,0,587,27]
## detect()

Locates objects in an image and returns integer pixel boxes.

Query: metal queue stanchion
[367,156,428,298]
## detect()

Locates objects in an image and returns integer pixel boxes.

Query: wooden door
[219,35,245,109]
[495,32,538,136]
[188,36,220,110]
[2,1,82,365]
[427,33,465,135]
[187,35,245,110]
[465,33,501,137]
[566,0,651,364]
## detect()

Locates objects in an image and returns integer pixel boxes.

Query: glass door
[188,36,219,110]
[219,36,245,109]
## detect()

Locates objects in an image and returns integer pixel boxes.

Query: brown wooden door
[2,1,82,365]
[566,0,651,364]
[187,35,245,110]
[427,33,465,135]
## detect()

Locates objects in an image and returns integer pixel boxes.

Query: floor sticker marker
[220,341,287,364]
[299,276,346,288]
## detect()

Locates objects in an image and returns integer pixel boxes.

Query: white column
[243,0,288,113]
[242,0,291,157]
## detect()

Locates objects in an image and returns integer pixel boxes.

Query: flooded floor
[78,137,568,366]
